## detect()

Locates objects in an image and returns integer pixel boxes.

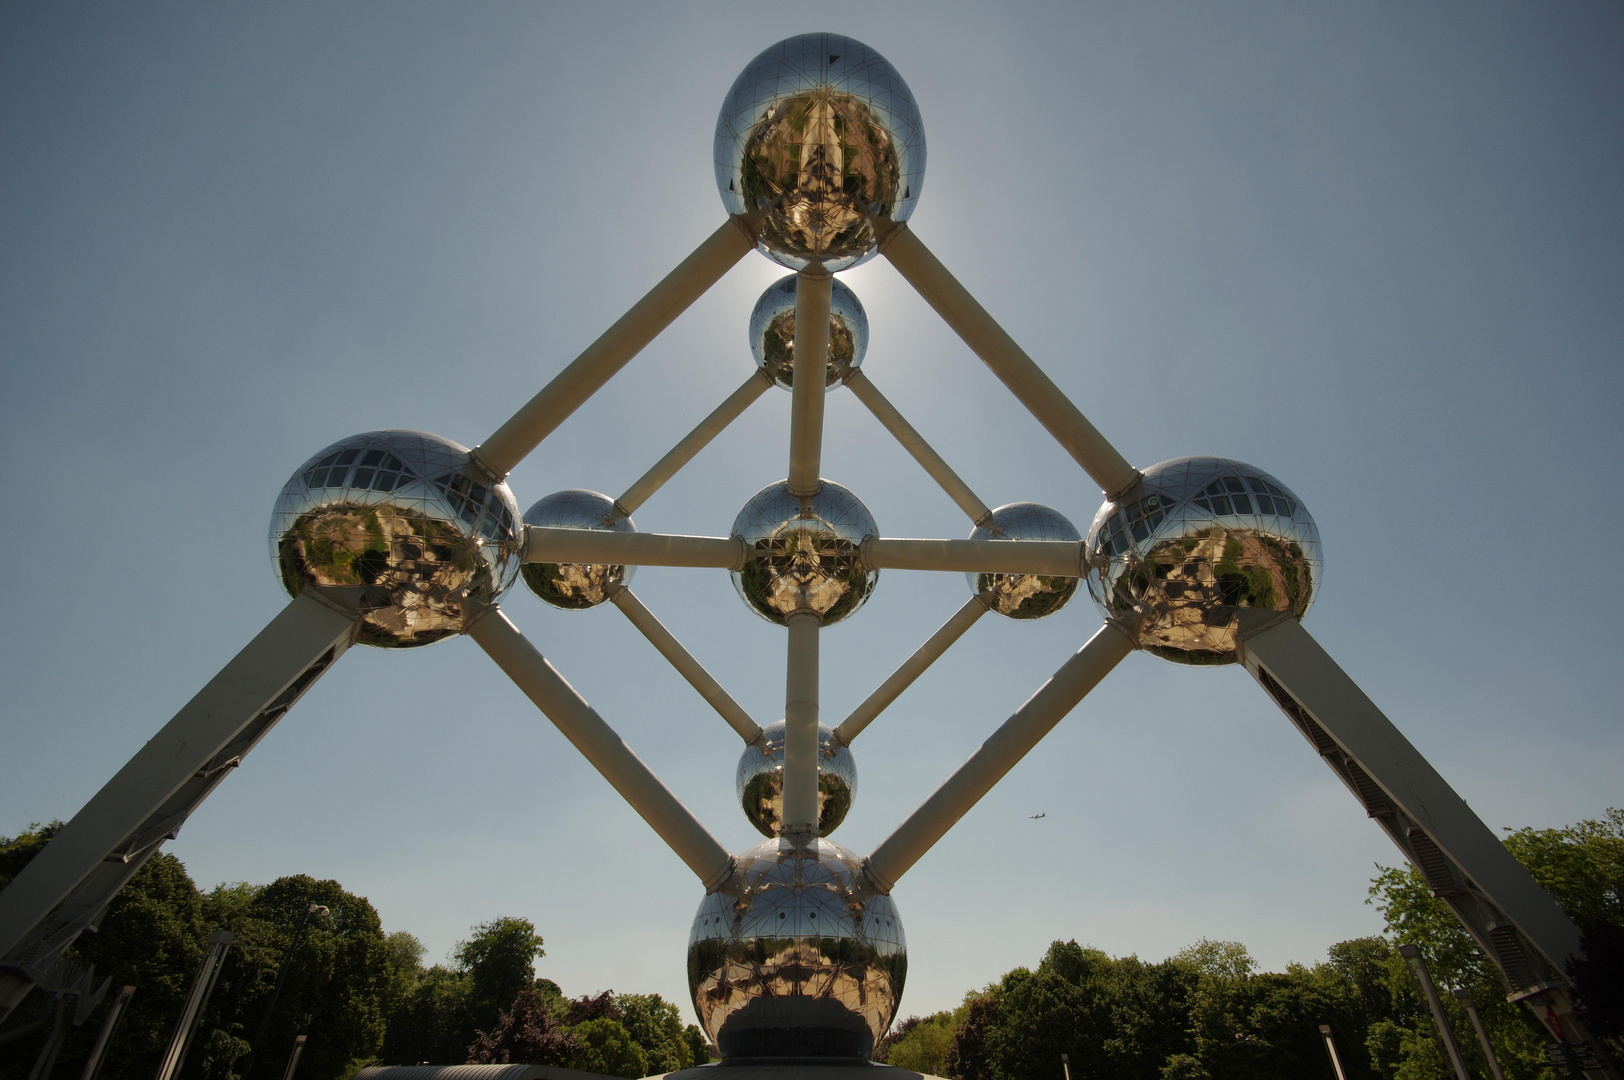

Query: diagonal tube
[475,213,761,477]
[787,270,832,495]
[782,612,821,834]
[862,537,1083,576]
[610,587,762,743]
[617,373,773,516]
[846,371,992,525]
[864,622,1134,891]
[466,605,734,890]
[874,219,1139,497]
[834,597,988,747]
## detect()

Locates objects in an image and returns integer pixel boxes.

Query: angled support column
[834,597,988,747]
[475,213,761,476]
[782,612,821,835]
[845,371,992,525]
[467,605,734,890]
[865,622,1134,891]
[1237,612,1618,1078]
[862,537,1083,576]
[0,591,359,1021]
[874,219,1139,497]
[610,587,762,744]
[617,372,773,517]
[787,269,832,496]
[524,528,746,570]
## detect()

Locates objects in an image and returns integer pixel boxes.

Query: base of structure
[657,1065,942,1080]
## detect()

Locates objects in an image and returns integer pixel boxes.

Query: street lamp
[242,904,328,1080]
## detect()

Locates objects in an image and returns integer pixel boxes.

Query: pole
[846,372,991,525]
[25,996,70,1080]
[782,612,821,836]
[79,986,135,1080]
[1319,1025,1349,1080]
[155,931,232,1080]
[834,597,987,746]
[1061,1054,1072,1080]
[1454,989,1507,1080]
[1398,944,1472,1080]
[861,537,1083,576]
[610,588,762,743]
[280,1036,307,1080]
[617,374,771,516]
[787,269,832,495]
[242,907,325,1080]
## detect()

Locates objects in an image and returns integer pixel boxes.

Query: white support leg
[616,372,772,517]
[610,587,763,744]
[846,371,992,525]
[466,605,734,890]
[862,536,1083,576]
[787,269,831,496]
[781,612,821,836]
[0,591,359,1019]
[833,597,988,747]
[524,528,746,570]
[475,213,761,477]
[865,622,1134,891]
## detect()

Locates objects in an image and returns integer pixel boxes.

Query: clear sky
[2,3,1621,1025]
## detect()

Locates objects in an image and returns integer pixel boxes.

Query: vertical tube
[1318,1025,1349,1080]
[79,986,135,1080]
[834,598,987,746]
[25,996,69,1080]
[1398,944,1472,1080]
[782,612,821,835]
[1061,1055,1073,1080]
[280,1036,307,1080]
[617,374,771,516]
[787,271,832,495]
[1453,989,1507,1080]
[155,931,232,1080]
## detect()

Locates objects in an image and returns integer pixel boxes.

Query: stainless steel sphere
[270,430,522,649]
[520,489,634,611]
[688,837,906,1060]
[749,275,869,391]
[737,721,858,838]
[1084,456,1322,665]
[965,502,1082,620]
[716,33,926,271]
[731,481,878,625]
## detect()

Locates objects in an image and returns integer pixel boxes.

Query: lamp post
[241,904,328,1080]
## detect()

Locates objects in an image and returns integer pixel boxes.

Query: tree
[454,917,546,1033]
[467,986,579,1065]
[615,993,692,1074]
[571,1018,647,1079]
[881,1012,958,1075]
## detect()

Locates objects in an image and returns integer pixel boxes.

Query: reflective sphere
[1085,456,1322,665]
[749,275,869,391]
[716,33,926,271]
[731,481,878,625]
[965,502,1082,620]
[521,490,635,611]
[689,837,905,1060]
[270,430,522,649]
[737,721,858,838]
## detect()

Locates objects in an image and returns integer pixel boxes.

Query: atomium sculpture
[0,30,1614,1076]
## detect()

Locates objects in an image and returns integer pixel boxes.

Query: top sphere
[749,274,869,391]
[716,33,926,271]
[269,430,522,649]
[1084,456,1322,666]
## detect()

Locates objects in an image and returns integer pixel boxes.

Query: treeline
[873,810,1623,1080]
[0,824,707,1080]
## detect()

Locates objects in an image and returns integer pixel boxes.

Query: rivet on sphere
[736,720,858,838]
[521,490,635,611]
[731,480,879,626]
[966,502,1082,620]
[269,430,522,649]
[749,274,869,391]
[1085,456,1323,665]
[715,33,926,271]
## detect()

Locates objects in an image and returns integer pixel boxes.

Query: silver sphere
[270,430,522,649]
[1085,456,1322,665]
[965,502,1082,620]
[688,837,906,1060]
[731,480,878,626]
[737,721,858,838]
[521,489,634,610]
[749,275,869,391]
[716,33,926,271]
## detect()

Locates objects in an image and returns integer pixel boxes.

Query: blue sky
[2,4,1621,1023]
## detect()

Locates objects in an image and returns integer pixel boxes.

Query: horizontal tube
[834,597,988,746]
[862,537,1083,576]
[524,527,744,570]
[865,622,1134,891]
[846,372,991,524]
[617,373,771,516]
[468,606,734,890]
[611,588,761,743]
[476,214,760,477]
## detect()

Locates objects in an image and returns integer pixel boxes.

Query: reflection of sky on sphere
[5,5,1621,1026]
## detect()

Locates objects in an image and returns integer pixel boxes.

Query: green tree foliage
[614,993,693,1074]
[878,1011,959,1075]
[453,917,545,1033]
[570,1017,647,1079]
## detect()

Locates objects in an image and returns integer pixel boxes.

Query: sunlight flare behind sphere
[731,481,878,625]
[966,502,1082,620]
[1085,457,1322,665]
[749,274,869,390]
[737,720,858,838]
[269,430,522,648]
[521,489,635,610]
[716,33,926,271]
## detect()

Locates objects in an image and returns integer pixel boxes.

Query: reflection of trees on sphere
[269,430,521,648]
[521,489,634,611]
[731,481,878,625]
[688,837,905,1060]
[736,721,858,838]
[965,502,1082,620]
[749,275,869,391]
[1085,456,1321,665]
[715,33,926,271]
